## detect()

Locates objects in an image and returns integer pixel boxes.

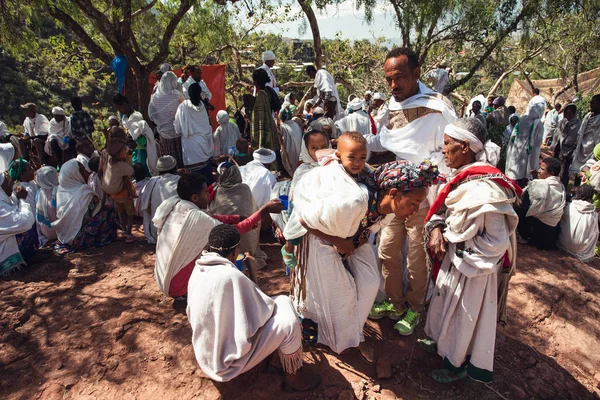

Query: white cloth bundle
[123,111,159,176]
[0,143,15,172]
[558,200,598,262]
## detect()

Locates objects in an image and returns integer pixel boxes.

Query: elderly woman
[209,162,267,269]
[285,156,444,362]
[35,166,59,247]
[52,159,117,254]
[422,118,521,384]
[0,171,36,275]
[212,110,241,158]
[149,71,184,168]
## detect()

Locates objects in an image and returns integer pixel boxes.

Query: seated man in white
[558,184,599,262]
[187,224,320,392]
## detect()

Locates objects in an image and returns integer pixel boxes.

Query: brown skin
[590,96,600,115]
[428,134,477,261]
[114,102,134,117]
[24,108,36,119]
[265,59,275,68]
[372,99,384,109]
[472,101,482,115]
[377,187,427,221]
[335,138,368,175]
[384,55,420,102]
[53,114,65,123]
[563,107,576,121]
[17,162,35,182]
[1,172,14,197]
[536,161,552,180]
[306,133,329,161]
[77,161,91,182]
[191,183,284,216]
[191,67,203,82]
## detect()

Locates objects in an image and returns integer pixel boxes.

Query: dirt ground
[1,221,600,400]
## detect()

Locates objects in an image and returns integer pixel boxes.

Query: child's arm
[123,175,137,198]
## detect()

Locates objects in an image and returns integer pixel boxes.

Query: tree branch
[149,0,194,71]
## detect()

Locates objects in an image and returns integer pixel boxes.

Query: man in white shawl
[505,95,545,187]
[423,117,520,384]
[558,185,598,262]
[212,110,241,158]
[113,94,159,176]
[0,142,16,173]
[306,65,344,119]
[45,107,71,165]
[335,98,372,138]
[35,166,59,247]
[138,156,180,244]
[187,224,320,391]
[515,157,566,250]
[527,88,547,117]
[20,103,50,164]
[371,92,389,133]
[572,94,600,171]
[0,172,35,275]
[182,65,212,103]
[542,103,562,143]
[240,148,277,208]
[254,50,279,95]
[148,71,184,168]
[364,47,457,336]
[173,83,214,184]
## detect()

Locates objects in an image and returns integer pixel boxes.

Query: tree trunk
[298,0,322,69]
[134,67,151,120]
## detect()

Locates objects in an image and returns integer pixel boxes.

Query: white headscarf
[445,123,486,161]
[253,148,276,164]
[217,110,229,126]
[52,159,99,244]
[35,166,59,227]
[0,143,15,172]
[156,71,180,97]
[262,50,276,62]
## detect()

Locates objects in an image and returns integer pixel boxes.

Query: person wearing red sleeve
[153,172,283,299]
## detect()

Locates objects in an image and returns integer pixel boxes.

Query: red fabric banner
[149,64,226,129]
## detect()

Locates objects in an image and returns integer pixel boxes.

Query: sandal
[432,368,467,384]
[417,338,437,353]
[357,342,375,364]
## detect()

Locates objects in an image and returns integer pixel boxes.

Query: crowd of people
[1,46,599,392]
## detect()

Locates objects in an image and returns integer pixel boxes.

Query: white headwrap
[52,107,65,116]
[365,90,373,96]
[108,115,119,124]
[156,155,177,172]
[347,98,364,112]
[217,110,229,126]
[373,93,387,101]
[253,148,276,164]
[262,50,276,62]
[445,123,486,161]
[35,166,59,190]
[156,71,179,97]
[312,107,325,115]
[160,63,171,73]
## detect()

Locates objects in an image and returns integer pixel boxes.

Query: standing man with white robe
[572,94,600,171]
[370,92,389,134]
[335,98,371,138]
[20,103,50,164]
[182,65,213,103]
[257,51,278,95]
[306,65,344,120]
[365,47,457,336]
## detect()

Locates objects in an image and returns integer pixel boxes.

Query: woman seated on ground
[558,184,599,262]
[52,159,117,254]
[35,166,59,248]
[284,132,443,363]
[422,118,521,384]
[209,161,268,269]
[8,158,37,210]
[0,171,36,275]
[187,224,320,392]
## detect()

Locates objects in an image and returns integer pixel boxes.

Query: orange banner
[149,64,226,128]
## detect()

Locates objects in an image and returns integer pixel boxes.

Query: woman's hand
[260,199,283,215]
[428,226,447,262]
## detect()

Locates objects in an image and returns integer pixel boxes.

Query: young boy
[230,138,253,167]
[102,129,137,243]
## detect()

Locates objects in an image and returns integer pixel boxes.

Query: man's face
[364,93,372,102]
[591,97,600,114]
[384,55,420,102]
[564,108,575,121]
[265,59,275,68]
[192,68,202,81]
[472,101,482,114]
[373,99,384,108]
[53,114,65,122]
[537,162,551,180]
[25,109,35,119]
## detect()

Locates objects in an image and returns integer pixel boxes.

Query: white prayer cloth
[372,102,389,134]
[45,118,71,155]
[122,111,159,176]
[0,121,10,137]
[313,69,344,116]
[35,166,58,246]
[133,179,148,216]
[289,133,331,198]
[279,120,303,176]
[505,106,544,180]
[258,63,278,94]
[527,95,547,118]
[542,108,561,141]
[0,189,34,274]
[174,100,213,166]
[524,176,566,227]
[52,159,100,244]
[23,113,50,137]
[149,71,183,139]
[425,162,519,376]
[153,197,221,296]
[187,252,302,381]
[0,143,15,172]
[558,200,598,262]
[213,111,241,157]
[335,110,371,138]
[286,161,378,353]
[182,77,212,101]
[17,181,38,214]
[240,160,276,208]
[572,112,600,171]
[139,173,180,244]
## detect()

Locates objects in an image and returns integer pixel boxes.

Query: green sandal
[417,338,437,353]
[432,368,467,384]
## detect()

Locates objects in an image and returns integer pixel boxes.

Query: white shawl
[284,160,368,241]
[313,69,343,116]
[139,173,180,244]
[335,110,371,137]
[153,197,220,296]
[122,111,159,176]
[52,159,100,244]
[149,72,183,139]
[240,161,277,208]
[0,189,34,272]
[558,200,598,262]
[0,143,15,172]
[45,118,71,155]
[524,176,566,227]
[572,112,600,171]
[213,111,241,157]
[279,120,303,176]
[187,251,275,382]
[174,100,213,166]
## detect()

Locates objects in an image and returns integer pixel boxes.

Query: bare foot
[357,342,374,363]
[283,369,321,392]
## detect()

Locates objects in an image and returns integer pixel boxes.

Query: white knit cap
[262,50,276,62]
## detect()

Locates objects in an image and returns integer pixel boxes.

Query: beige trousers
[378,207,428,314]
